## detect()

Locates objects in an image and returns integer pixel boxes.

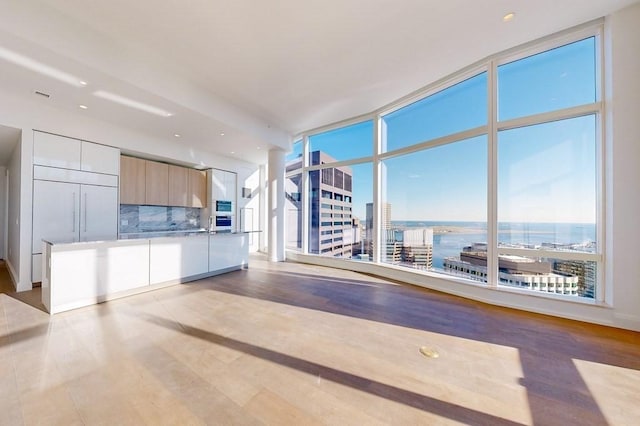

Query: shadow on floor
[0,260,47,313]
[141,311,525,426]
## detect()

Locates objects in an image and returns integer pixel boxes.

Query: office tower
[306,151,354,258]
[365,202,392,257]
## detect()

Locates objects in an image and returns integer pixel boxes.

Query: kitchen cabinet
[42,232,249,314]
[34,132,82,169]
[145,160,169,206]
[121,156,207,208]
[211,168,237,231]
[149,235,209,285]
[34,131,119,174]
[209,233,248,272]
[81,141,120,175]
[211,168,236,202]
[42,240,150,314]
[32,180,118,281]
[32,180,80,252]
[32,131,120,283]
[120,156,146,204]
[168,164,189,207]
[32,180,118,248]
[80,185,119,241]
[189,169,207,208]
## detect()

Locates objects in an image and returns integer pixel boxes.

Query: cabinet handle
[84,192,88,233]
[72,192,76,232]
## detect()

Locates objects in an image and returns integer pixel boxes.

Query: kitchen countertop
[44,230,259,246]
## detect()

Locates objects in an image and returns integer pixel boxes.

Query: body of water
[391,221,596,269]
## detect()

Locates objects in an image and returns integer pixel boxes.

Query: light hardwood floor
[0,255,638,425]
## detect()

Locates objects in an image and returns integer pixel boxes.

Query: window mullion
[373,115,382,263]
[487,60,498,288]
[301,135,310,254]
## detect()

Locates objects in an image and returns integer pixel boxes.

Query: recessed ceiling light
[230,151,235,154]
[79,81,88,86]
[220,132,225,136]
[256,146,261,150]
[174,133,181,138]
[93,90,173,117]
[503,12,515,22]
[79,104,88,109]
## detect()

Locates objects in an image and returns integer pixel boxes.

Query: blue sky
[289,37,597,223]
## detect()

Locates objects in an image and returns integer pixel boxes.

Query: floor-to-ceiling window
[306,121,373,260]
[495,36,600,298]
[379,72,488,275]
[288,26,603,301]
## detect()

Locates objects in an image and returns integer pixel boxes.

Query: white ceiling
[0,0,637,164]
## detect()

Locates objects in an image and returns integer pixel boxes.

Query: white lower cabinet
[149,235,209,285]
[42,233,250,314]
[43,240,150,314]
[209,233,248,272]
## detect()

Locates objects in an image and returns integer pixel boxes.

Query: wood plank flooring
[0,255,638,425]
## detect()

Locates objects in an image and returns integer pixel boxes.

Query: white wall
[6,138,22,289]
[606,2,640,330]
[290,4,640,332]
[0,91,269,291]
[0,166,7,259]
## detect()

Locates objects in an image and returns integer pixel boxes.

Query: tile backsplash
[120,205,203,233]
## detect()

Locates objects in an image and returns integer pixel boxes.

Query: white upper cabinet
[33,131,120,176]
[81,142,120,175]
[212,169,237,201]
[33,132,82,170]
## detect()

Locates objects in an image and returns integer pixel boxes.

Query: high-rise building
[284,171,303,249]
[286,151,360,258]
[365,202,391,257]
[383,228,434,270]
[443,244,580,295]
[553,259,596,298]
[289,151,353,258]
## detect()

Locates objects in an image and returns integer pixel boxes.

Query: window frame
[286,21,605,304]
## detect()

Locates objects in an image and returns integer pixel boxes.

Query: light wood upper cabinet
[120,156,146,204]
[189,169,207,208]
[120,155,208,208]
[168,165,189,207]
[145,160,169,206]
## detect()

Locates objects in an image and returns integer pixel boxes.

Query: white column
[268,148,286,262]
[258,164,267,253]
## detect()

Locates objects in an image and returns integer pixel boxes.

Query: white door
[32,180,80,253]
[80,185,118,242]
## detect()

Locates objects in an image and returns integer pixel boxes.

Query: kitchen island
[41,231,250,314]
